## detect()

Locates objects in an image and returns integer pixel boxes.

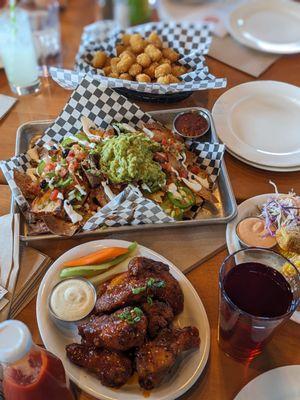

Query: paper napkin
[0,94,17,120]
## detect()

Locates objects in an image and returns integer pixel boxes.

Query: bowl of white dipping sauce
[48,278,97,336]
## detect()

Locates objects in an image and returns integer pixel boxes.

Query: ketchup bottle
[0,320,74,400]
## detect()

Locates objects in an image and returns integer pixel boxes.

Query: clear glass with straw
[0,1,40,95]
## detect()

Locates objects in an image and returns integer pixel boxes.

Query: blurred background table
[0,1,299,399]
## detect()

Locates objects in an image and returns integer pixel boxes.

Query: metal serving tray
[13,107,237,242]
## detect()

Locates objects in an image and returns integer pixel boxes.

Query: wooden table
[0,1,299,399]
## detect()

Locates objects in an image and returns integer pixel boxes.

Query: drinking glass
[0,8,40,95]
[20,0,62,74]
[218,248,300,361]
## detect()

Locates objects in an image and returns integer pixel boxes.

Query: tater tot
[116,54,134,73]
[130,34,146,54]
[154,63,172,78]
[157,74,180,84]
[91,51,107,69]
[159,57,171,65]
[136,53,151,68]
[143,62,159,79]
[148,31,163,49]
[108,72,119,79]
[119,73,133,81]
[121,33,131,46]
[104,57,111,67]
[136,73,151,83]
[171,64,187,77]
[162,47,180,62]
[119,50,136,62]
[103,66,112,76]
[129,62,142,77]
[168,74,180,83]
[110,57,120,73]
[116,43,127,56]
[145,44,162,62]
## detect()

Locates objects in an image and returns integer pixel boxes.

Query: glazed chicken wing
[95,257,184,315]
[78,306,147,351]
[141,300,174,338]
[66,344,132,388]
[135,327,200,390]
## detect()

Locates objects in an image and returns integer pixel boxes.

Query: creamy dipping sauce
[50,278,96,322]
[236,217,277,248]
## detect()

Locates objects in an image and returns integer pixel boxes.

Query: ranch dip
[49,278,96,321]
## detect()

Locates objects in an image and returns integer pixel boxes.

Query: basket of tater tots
[50,21,227,102]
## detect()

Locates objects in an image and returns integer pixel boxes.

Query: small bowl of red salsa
[173,110,210,139]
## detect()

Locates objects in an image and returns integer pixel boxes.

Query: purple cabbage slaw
[260,183,300,237]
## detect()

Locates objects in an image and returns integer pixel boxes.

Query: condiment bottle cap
[0,320,32,364]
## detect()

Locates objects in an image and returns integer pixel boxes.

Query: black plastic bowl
[115,87,193,103]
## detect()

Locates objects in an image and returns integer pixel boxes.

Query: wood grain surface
[0,1,299,399]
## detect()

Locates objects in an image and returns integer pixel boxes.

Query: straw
[9,0,17,33]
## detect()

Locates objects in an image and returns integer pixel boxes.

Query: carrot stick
[62,246,129,267]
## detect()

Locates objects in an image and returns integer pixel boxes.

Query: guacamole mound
[99,133,166,192]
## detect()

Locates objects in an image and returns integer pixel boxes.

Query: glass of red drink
[218,247,300,361]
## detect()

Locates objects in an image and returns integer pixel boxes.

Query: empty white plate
[212,81,300,168]
[234,365,300,399]
[228,0,300,54]
[226,147,300,173]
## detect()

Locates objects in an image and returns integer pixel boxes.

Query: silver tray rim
[12,107,237,241]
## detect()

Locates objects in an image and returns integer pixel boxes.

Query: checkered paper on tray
[83,185,175,231]
[0,75,225,232]
[50,21,227,94]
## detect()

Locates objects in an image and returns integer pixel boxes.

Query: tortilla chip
[14,169,39,200]
[42,215,78,237]
[31,190,62,215]
[27,220,50,235]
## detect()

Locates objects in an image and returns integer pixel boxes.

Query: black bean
[40,180,48,189]
[62,148,70,158]
[92,197,101,206]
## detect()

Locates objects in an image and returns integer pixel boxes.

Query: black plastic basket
[115,87,193,103]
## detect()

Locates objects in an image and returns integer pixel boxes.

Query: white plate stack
[212,81,300,172]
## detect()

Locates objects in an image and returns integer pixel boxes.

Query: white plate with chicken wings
[37,239,210,400]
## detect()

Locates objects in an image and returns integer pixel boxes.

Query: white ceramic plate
[226,147,300,173]
[228,0,300,54]
[226,194,300,324]
[234,365,300,400]
[37,239,210,400]
[212,81,300,168]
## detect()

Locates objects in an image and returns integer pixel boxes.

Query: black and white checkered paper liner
[50,21,227,94]
[186,141,225,189]
[0,75,225,230]
[0,75,154,215]
[83,185,174,231]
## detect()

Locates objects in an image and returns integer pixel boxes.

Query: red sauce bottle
[0,320,74,400]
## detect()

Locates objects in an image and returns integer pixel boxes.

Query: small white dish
[228,0,300,54]
[37,239,210,400]
[212,81,300,169]
[226,194,300,324]
[234,365,300,399]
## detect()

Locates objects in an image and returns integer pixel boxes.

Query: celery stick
[88,256,132,286]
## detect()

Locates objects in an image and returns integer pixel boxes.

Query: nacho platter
[11,107,237,242]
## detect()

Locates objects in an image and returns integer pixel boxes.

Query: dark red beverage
[218,261,294,361]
